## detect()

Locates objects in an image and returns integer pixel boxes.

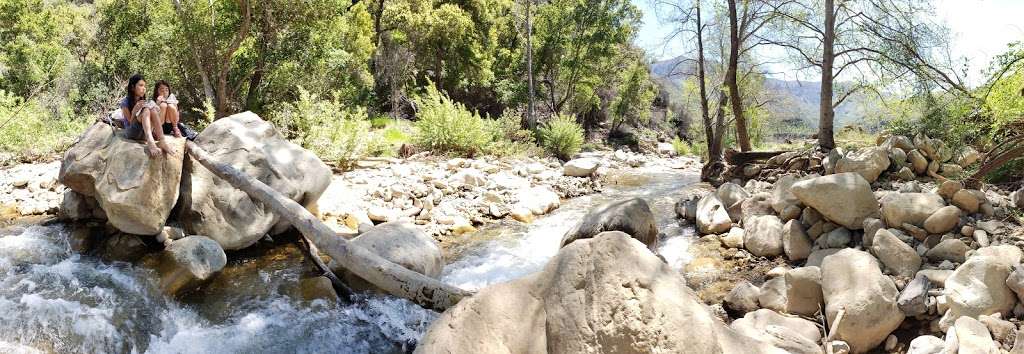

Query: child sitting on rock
[120,73,175,157]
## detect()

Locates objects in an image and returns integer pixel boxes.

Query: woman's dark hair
[126,73,145,112]
[152,80,170,101]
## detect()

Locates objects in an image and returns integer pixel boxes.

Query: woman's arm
[121,106,132,122]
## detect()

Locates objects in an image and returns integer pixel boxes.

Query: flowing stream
[0,169,697,354]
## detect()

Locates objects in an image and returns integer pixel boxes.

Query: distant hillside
[650,55,885,132]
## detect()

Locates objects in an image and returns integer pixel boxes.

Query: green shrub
[412,85,491,156]
[671,137,691,155]
[268,87,381,170]
[370,116,391,129]
[538,114,584,160]
[483,110,541,157]
[0,91,89,165]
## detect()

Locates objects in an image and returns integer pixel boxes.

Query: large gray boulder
[416,232,794,353]
[879,193,945,228]
[335,221,443,292]
[835,147,890,183]
[560,198,658,250]
[821,249,904,353]
[59,123,186,235]
[790,173,878,229]
[178,112,332,250]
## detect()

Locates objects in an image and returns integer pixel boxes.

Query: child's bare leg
[148,109,175,156]
[167,104,182,137]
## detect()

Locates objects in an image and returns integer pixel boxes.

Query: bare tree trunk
[214,0,252,118]
[185,142,472,311]
[818,0,836,150]
[524,0,537,130]
[727,0,751,152]
[695,1,714,162]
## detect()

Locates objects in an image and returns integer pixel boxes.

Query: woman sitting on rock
[120,74,175,157]
[153,80,184,138]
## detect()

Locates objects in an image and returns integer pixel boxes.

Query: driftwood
[296,235,354,301]
[966,133,1024,188]
[186,141,471,311]
[724,149,789,166]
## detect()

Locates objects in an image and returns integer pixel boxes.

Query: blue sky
[633,0,1024,85]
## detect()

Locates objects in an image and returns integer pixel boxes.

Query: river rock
[58,189,104,221]
[415,231,794,353]
[908,149,928,175]
[722,227,745,248]
[938,180,963,200]
[898,273,932,316]
[955,316,999,354]
[758,277,788,313]
[1011,189,1023,209]
[821,249,904,353]
[871,229,921,277]
[697,194,732,234]
[942,246,1021,330]
[907,335,944,354]
[880,193,945,228]
[956,146,982,167]
[562,158,599,177]
[926,239,969,263]
[744,215,784,257]
[863,218,885,248]
[785,266,823,317]
[725,280,761,315]
[790,173,877,230]
[835,147,890,183]
[560,198,657,250]
[514,186,560,215]
[730,309,824,354]
[923,205,961,234]
[895,167,915,181]
[178,112,331,250]
[59,122,186,235]
[149,235,227,297]
[336,221,443,292]
[952,189,981,214]
[96,232,150,262]
[1006,265,1024,303]
[782,220,811,261]
[771,174,801,214]
[741,192,775,219]
[717,182,749,210]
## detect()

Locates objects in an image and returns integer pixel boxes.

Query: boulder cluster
[677,134,1024,353]
[56,112,332,296]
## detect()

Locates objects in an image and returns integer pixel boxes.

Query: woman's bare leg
[140,108,162,157]
[148,109,175,155]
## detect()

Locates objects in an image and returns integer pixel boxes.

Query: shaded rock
[416,232,794,353]
[150,235,226,297]
[744,215,784,257]
[560,198,658,250]
[871,229,921,278]
[771,174,801,214]
[821,249,904,353]
[926,239,969,263]
[895,167,915,181]
[835,147,890,183]
[978,314,1016,349]
[740,192,775,219]
[863,218,885,248]
[96,233,150,262]
[880,193,945,228]
[821,227,852,248]
[1011,189,1023,209]
[697,194,732,234]
[1006,264,1024,303]
[806,248,841,268]
[923,205,960,234]
[782,220,812,261]
[725,280,761,315]
[717,182,749,210]
[790,173,878,229]
[722,227,745,248]
[335,221,443,292]
[59,123,185,235]
[898,273,932,316]
[956,146,982,167]
[178,112,331,250]
[562,158,599,177]
[918,269,953,287]
[299,276,339,303]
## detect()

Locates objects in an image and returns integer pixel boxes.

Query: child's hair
[126,73,145,111]
[152,80,171,101]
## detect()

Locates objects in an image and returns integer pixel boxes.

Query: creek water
[0,168,698,354]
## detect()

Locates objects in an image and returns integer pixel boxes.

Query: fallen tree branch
[296,234,355,301]
[186,141,471,311]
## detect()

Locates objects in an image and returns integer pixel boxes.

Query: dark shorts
[124,119,145,141]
